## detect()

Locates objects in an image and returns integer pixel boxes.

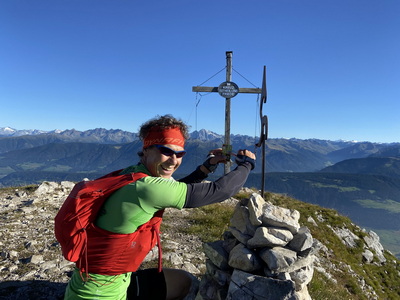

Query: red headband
[143,127,185,148]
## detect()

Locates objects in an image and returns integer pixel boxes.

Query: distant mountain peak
[0,127,16,134]
[190,129,223,141]
[0,127,47,137]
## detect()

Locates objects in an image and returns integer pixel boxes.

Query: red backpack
[54,169,154,274]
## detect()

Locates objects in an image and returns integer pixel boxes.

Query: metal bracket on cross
[222,144,233,162]
[255,66,268,196]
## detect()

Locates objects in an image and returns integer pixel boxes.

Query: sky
[1,0,399,143]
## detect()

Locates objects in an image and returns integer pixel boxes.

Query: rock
[247,193,265,226]
[295,286,312,300]
[228,226,253,245]
[197,194,317,300]
[222,230,238,253]
[41,260,58,270]
[143,246,158,263]
[315,212,325,223]
[362,249,374,263]
[288,227,313,252]
[183,262,201,274]
[230,204,257,237]
[314,266,337,284]
[183,273,200,300]
[15,190,28,198]
[165,252,184,265]
[364,231,386,263]
[34,181,61,196]
[261,202,300,234]
[195,273,228,300]
[228,243,263,272]
[60,181,75,191]
[332,226,360,248]
[204,260,231,286]
[226,269,297,300]
[290,265,314,291]
[306,216,317,226]
[28,254,44,264]
[9,250,19,258]
[203,241,230,270]
[247,226,293,249]
[259,247,298,272]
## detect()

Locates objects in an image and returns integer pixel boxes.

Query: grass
[180,203,235,243]
[354,199,400,213]
[141,204,235,272]
[308,269,365,300]
[0,184,38,194]
[311,182,360,192]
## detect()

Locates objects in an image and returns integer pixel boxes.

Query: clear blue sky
[1,0,399,143]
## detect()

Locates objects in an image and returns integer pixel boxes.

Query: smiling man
[140,124,187,179]
[64,114,256,300]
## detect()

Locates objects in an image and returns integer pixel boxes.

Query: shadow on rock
[0,280,66,300]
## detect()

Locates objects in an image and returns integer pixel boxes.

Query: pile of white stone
[196,193,317,300]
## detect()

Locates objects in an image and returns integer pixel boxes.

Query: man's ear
[141,147,151,158]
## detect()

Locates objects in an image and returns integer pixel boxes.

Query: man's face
[142,144,185,179]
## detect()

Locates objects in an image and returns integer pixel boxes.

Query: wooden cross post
[192,51,262,174]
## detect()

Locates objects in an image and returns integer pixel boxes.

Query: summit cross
[192,51,263,174]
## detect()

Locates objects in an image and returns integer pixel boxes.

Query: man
[64,114,256,299]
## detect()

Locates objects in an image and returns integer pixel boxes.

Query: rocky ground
[0,181,210,300]
[1,181,397,299]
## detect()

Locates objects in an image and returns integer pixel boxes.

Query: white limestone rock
[247,226,293,249]
[261,202,300,234]
[247,193,265,226]
[259,247,298,272]
[364,231,386,263]
[288,226,313,252]
[228,243,262,272]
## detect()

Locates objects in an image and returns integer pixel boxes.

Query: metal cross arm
[192,86,262,94]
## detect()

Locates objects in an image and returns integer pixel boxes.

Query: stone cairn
[195,193,317,300]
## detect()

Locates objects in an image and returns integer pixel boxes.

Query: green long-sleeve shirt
[64,164,187,300]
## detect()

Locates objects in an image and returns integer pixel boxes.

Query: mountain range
[1,127,398,175]
[1,126,400,256]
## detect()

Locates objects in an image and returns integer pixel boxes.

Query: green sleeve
[95,176,187,234]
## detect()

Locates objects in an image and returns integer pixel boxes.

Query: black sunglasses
[154,145,186,158]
